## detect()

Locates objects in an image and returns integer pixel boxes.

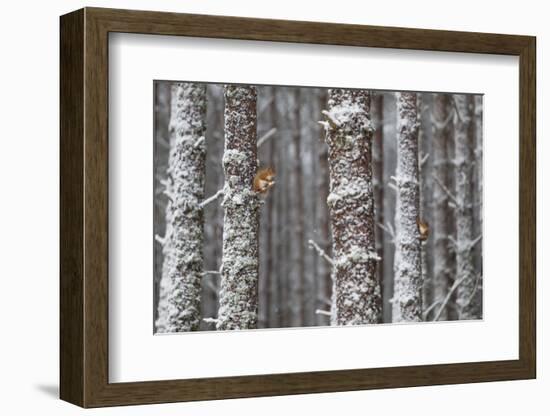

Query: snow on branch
[308,239,334,267]
[321,109,342,129]
[202,270,221,276]
[199,188,224,208]
[315,309,332,317]
[154,234,166,246]
[257,127,277,148]
[203,317,219,325]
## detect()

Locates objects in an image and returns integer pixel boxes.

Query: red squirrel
[253,167,275,195]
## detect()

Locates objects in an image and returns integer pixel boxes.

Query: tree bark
[216,85,260,330]
[156,83,207,332]
[372,93,385,317]
[454,94,481,319]
[289,88,306,326]
[392,92,423,322]
[432,93,453,320]
[324,89,382,325]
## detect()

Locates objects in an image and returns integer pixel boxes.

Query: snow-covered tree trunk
[392,92,422,322]
[432,93,453,321]
[156,83,207,333]
[323,89,382,326]
[454,95,481,319]
[216,85,260,330]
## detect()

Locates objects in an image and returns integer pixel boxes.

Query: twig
[377,221,395,240]
[315,309,332,317]
[469,235,482,251]
[433,174,459,206]
[199,188,224,208]
[154,234,166,245]
[308,239,334,267]
[433,276,466,321]
[423,300,442,319]
[193,136,205,148]
[451,96,463,123]
[461,273,482,312]
[257,127,277,148]
[202,270,221,276]
[420,152,430,167]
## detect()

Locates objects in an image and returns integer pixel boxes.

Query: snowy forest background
[153,81,483,333]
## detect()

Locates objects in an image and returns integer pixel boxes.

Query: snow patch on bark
[216,85,261,330]
[392,92,423,322]
[323,89,382,326]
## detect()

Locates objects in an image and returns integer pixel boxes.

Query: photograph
[153,81,483,333]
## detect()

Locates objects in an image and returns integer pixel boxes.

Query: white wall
[0,0,545,414]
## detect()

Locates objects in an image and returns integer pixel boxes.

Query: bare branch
[376,221,395,241]
[420,152,430,167]
[308,239,334,267]
[423,300,442,319]
[433,174,459,206]
[433,276,466,321]
[469,234,482,251]
[193,136,205,148]
[257,127,277,148]
[199,188,224,208]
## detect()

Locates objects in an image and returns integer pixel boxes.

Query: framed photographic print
[60,7,536,408]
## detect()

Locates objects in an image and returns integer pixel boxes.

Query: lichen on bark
[216,85,261,330]
[392,92,423,322]
[323,89,382,326]
[156,83,207,333]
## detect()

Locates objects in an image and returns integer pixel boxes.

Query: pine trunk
[454,95,481,319]
[432,94,453,320]
[156,83,207,332]
[392,92,422,322]
[324,89,382,325]
[216,85,260,330]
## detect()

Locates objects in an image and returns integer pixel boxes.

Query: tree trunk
[392,92,422,322]
[289,88,306,326]
[418,93,434,318]
[372,93,385,316]
[153,81,172,327]
[323,89,382,325]
[156,83,207,332]
[216,85,260,330]
[432,93,453,321]
[454,94,481,319]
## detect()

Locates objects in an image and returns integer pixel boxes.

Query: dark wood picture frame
[60,7,536,408]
